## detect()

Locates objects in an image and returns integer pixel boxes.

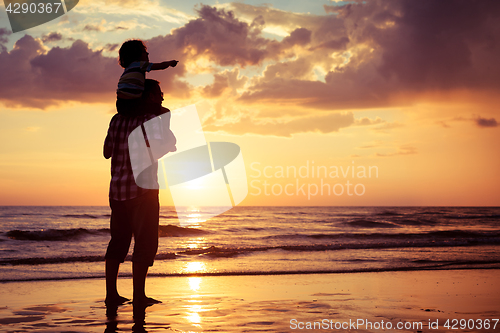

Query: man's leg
[132,261,161,305]
[105,259,130,305]
[105,199,133,305]
[131,191,161,305]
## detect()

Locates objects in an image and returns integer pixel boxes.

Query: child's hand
[169,60,178,67]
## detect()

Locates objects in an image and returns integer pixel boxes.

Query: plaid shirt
[104,113,157,201]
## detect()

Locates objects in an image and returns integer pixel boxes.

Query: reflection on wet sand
[1,270,499,332]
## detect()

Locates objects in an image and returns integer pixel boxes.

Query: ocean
[0,206,499,282]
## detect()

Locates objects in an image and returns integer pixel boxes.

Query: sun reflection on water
[185,276,204,326]
[186,304,202,325]
[186,207,207,224]
[188,277,202,291]
[185,261,206,274]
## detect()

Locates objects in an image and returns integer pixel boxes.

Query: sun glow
[188,277,202,291]
[185,261,206,273]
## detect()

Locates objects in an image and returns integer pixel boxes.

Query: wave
[3,225,208,241]
[375,211,401,216]
[343,219,398,228]
[159,214,179,219]
[158,225,208,237]
[63,214,99,219]
[4,238,498,267]
[5,228,109,241]
[2,261,499,282]
[264,230,500,241]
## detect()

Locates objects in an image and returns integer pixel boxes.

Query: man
[103,79,171,306]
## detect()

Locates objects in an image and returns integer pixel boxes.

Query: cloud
[474,116,498,128]
[4,1,500,116]
[103,43,119,52]
[372,121,404,131]
[436,115,498,128]
[203,111,355,137]
[239,0,500,110]
[0,30,191,108]
[354,116,384,126]
[202,69,248,98]
[0,35,119,108]
[41,32,63,43]
[282,28,312,47]
[161,5,279,67]
[0,28,11,52]
[376,145,417,157]
[82,24,102,32]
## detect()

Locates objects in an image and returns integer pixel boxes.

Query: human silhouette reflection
[132,302,148,333]
[104,303,118,333]
[104,301,156,333]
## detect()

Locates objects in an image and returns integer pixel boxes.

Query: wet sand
[1,269,499,332]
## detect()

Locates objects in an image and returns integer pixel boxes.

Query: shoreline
[1,269,499,332]
[1,265,500,283]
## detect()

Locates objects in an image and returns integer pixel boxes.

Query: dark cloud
[103,43,119,52]
[202,69,247,98]
[110,26,128,31]
[436,115,498,128]
[241,0,500,109]
[41,32,63,43]
[0,36,119,108]
[0,28,10,43]
[0,30,191,108]
[202,72,229,98]
[4,1,500,113]
[0,28,11,52]
[170,5,268,67]
[474,116,498,128]
[82,24,102,32]
[282,28,312,47]
[312,37,349,50]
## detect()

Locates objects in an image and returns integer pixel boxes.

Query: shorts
[105,190,159,266]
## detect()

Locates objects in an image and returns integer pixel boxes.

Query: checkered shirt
[104,113,157,201]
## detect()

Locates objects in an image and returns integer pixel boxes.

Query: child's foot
[105,295,130,306]
[133,296,162,306]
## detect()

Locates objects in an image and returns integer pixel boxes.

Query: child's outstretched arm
[150,60,178,71]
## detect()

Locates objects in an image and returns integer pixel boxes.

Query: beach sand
[1,269,499,332]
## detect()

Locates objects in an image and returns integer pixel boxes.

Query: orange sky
[0,0,499,206]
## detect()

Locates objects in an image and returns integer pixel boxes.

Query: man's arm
[150,60,178,71]
[103,134,113,159]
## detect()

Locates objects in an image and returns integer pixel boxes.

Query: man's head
[144,79,163,105]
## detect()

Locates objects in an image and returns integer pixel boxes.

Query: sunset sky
[0,0,499,206]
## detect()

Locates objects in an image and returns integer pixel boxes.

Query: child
[116,39,178,116]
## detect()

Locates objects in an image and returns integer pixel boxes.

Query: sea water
[0,206,499,282]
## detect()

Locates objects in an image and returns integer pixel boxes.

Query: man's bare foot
[133,296,162,306]
[105,295,130,306]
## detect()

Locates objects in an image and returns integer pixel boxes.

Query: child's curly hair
[118,40,147,68]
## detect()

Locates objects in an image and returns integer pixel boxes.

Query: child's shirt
[116,61,154,99]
